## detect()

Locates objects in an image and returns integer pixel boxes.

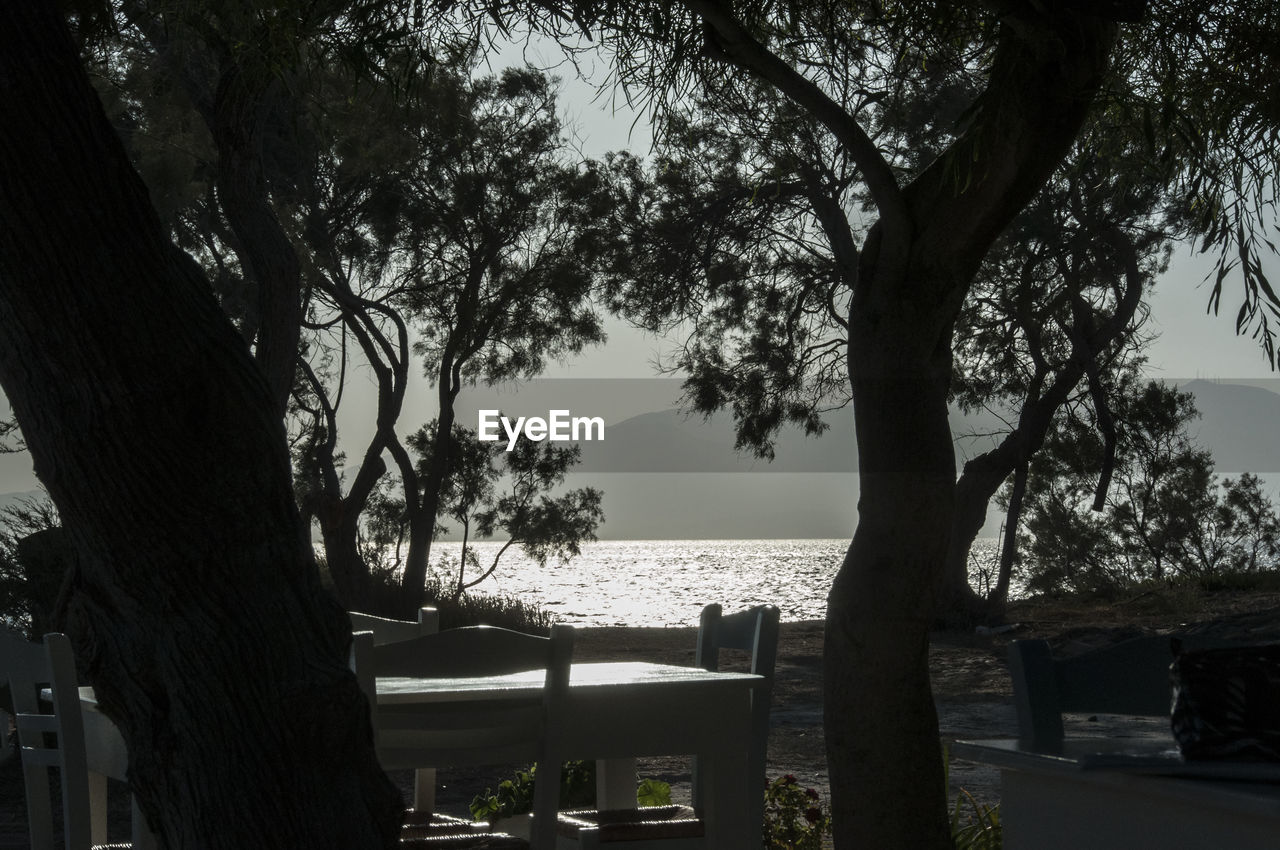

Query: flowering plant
[762,774,831,849]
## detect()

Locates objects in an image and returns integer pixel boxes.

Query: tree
[402,422,604,600]
[513,2,1280,845]
[288,63,622,615]
[0,4,400,846]
[0,497,62,639]
[91,13,616,615]
[942,129,1173,619]
[1018,380,1280,593]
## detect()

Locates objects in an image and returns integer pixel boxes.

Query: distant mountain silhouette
[575,403,1025,473]
[1179,379,1280,472]
[571,380,1280,475]
[3,380,1271,542]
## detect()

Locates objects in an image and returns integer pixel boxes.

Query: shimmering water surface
[454,538,1002,627]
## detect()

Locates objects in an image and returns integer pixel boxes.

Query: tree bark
[826,333,957,848]
[0,4,401,846]
[994,456,1030,609]
[821,11,1120,847]
[210,60,304,421]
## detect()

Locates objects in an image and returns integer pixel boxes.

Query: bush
[419,572,553,634]
[470,761,669,821]
[762,774,830,850]
[330,559,555,635]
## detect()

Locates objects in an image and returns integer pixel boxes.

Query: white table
[378,661,762,849]
[953,738,1280,850]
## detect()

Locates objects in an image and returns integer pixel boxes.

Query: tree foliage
[1018,380,1280,595]
[290,60,623,614]
[397,421,605,599]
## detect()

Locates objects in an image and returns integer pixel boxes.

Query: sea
[451,538,1004,628]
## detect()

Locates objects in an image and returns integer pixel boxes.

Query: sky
[1,37,1278,518]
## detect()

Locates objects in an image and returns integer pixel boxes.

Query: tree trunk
[318,501,375,610]
[398,366,459,616]
[0,5,401,846]
[993,457,1031,610]
[826,332,955,849]
[821,11,1120,845]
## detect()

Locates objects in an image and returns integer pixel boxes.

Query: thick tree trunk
[210,61,303,421]
[821,11,1121,846]
[825,336,956,849]
[318,501,375,610]
[0,5,401,846]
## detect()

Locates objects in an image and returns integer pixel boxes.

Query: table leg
[699,746,752,850]
[413,767,437,814]
[596,757,638,810]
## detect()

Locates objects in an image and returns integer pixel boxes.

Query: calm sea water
[452,538,1003,628]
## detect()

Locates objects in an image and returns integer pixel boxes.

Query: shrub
[337,562,555,635]
[762,774,830,850]
[427,585,554,634]
[470,761,669,821]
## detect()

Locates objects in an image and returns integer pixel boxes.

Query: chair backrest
[1009,634,1236,748]
[348,606,440,645]
[693,604,779,834]
[351,624,574,849]
[1,631,91,850]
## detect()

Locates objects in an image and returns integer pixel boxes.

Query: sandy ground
[5,589,1280,845]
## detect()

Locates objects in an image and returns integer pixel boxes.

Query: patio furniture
[1009,634,1232,749]
[349,606,441,645]
[399,834,531,848]
[400,810,529,848]
[1,630,138,850]
[349,606,441,811]
[4,630,93,850]
[952,737,1280,849]
[374,660,761,849]
[555,604,780,849]
[694,603,779,831]
[352,624,574,849]
[953,633,1265,848]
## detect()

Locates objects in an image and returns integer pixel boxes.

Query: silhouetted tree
[1018,380,1280,592]
[394,422,604,599]
[291,64,624,615]
[0,3,401,846]
[511,2,1280,845]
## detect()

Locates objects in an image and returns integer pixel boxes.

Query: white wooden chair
[351,624,574,849]
[1,630,136,850]
[556,603,780,850]
[694,603,779,837]
[348,606,441,645]
[348,606,441,810]
[1009,633,1235,749]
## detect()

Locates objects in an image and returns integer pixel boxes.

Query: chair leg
[413,767,437,813]
[596,757,637,809]
[88,770,108,844]
[24,760,55,850]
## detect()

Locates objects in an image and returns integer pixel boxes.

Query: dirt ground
[4,588,1280,845]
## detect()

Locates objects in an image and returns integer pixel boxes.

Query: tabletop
[376,660,761,704]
